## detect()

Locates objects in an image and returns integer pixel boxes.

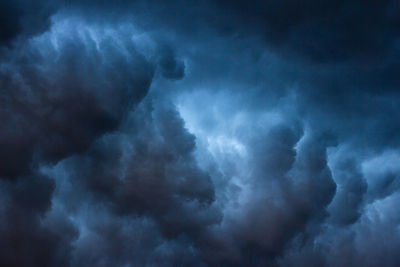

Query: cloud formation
[1,1,400,266]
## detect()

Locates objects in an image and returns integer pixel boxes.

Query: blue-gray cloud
[1,1,400,267]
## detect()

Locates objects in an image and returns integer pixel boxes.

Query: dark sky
[1,1,400,266]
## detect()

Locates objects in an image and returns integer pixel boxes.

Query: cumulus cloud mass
[1,1,400,266]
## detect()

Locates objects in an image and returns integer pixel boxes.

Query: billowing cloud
[1,1,400,267]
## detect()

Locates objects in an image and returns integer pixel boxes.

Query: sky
[1,1,400,266]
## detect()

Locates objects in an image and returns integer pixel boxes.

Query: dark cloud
[0,8,158,267]
[158,45,185,80]
[0,0,57,46]
[0,173,78,267]
[0,14,154,179]
[43,99,219,266]
[1,1,400,266]
[64,100,219,236]
[214,0,400,63]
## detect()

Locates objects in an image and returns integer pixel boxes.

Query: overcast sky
[1,1,400,266]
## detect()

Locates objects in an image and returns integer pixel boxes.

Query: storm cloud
[1,1,400,266]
